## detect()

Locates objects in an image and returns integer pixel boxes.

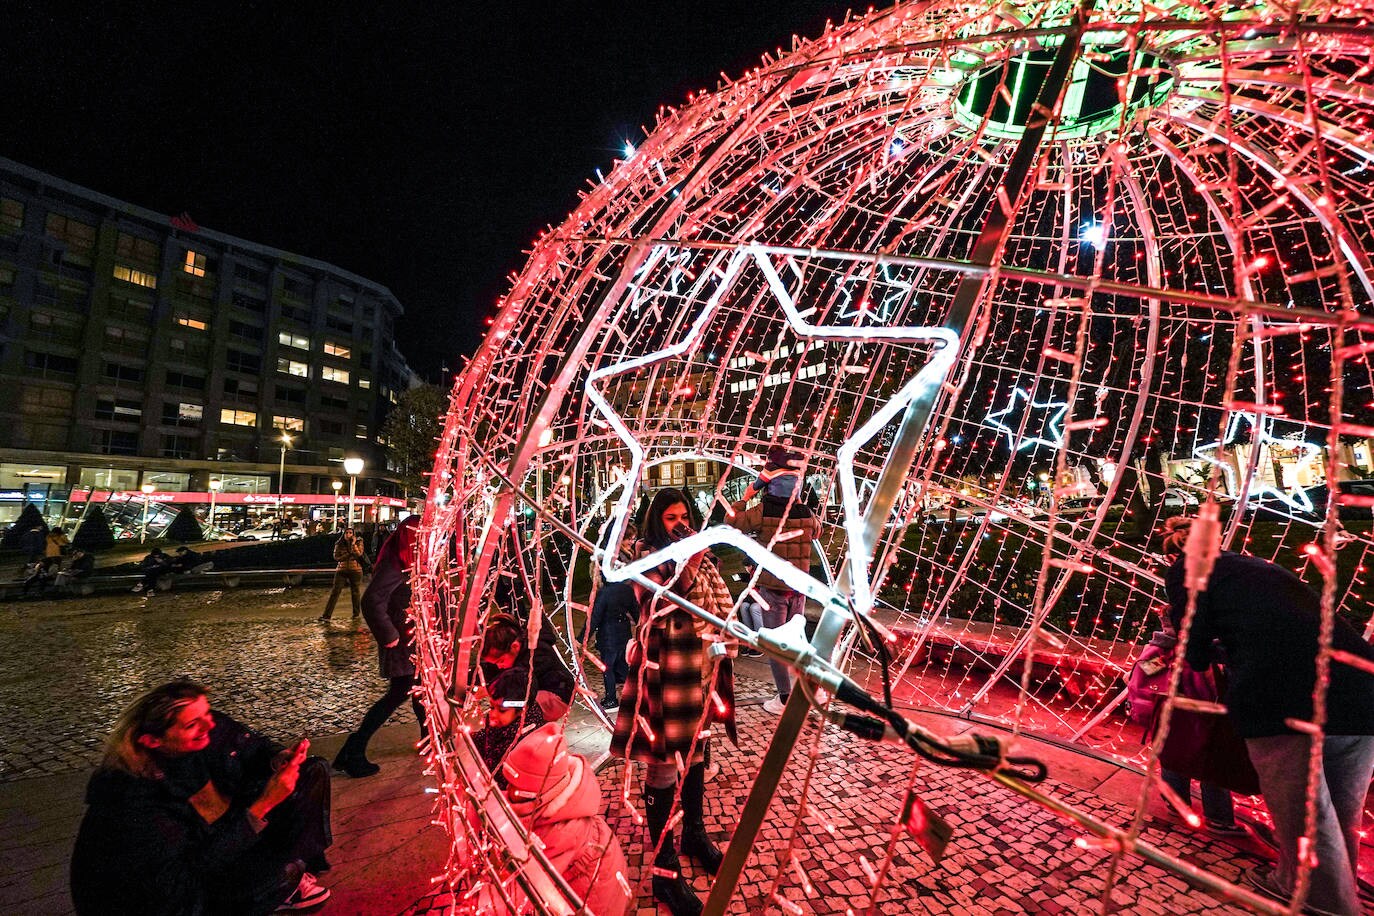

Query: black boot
[644,783,703,916]
[331,733,380,778]
[679,762,724,875]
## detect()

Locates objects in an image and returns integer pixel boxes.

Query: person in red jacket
[502,723,630,916]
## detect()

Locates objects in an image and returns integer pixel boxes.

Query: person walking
[610,488,735,916]
[730,445,820,715]
[333,517,424,778]
[1163,516,1374,915]
[70,679,332,915]
[318,528,367,623]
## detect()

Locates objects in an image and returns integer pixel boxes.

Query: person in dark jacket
[333,517,424,778]
[132,547,172,595]
[21,524,46,566]
[586,579,635,709]
[480,611,576,721]
[171,546,211,575]
[472,665,546,782]
[70,679,332,915]
[53,548,96,590]
[1163,516,1374,915]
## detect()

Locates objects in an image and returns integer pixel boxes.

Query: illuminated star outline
[1192,413,1322,517]
[585,244,958,619]
[985,386,1069,453]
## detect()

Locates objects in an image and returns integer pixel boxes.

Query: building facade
[0,157,414,527]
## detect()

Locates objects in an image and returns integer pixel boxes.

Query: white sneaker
[277,872,330,911]
[763,696,787,715]
[131,583,143,593]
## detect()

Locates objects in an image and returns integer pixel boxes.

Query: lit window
[219,408,257,427]
[0,198,23,235]
[321,366,350,385]
[175,313,208,331]
[323,341,351,359]
[355,424,368,439]
[183,250,207,277]
[357,376,371,390]
[278,331,310,350]
[277,358,309,378]
[273,415,304,432]
[113,264,158,289]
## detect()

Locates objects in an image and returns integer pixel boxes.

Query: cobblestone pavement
[0,586,406,782]
[407,697,1259,915]
[2,591,1266,914]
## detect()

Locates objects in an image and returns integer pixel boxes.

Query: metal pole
[703,4,1099,909]
[278,443,287,523]
[348,476,357,528]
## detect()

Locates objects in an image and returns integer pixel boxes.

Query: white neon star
[1192,413,1322,517]
[985,386,1069,453]
[585,244,958,618]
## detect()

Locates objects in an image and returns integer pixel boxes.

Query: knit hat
[501,723,585,817]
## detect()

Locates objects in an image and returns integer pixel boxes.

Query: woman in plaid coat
[610,488,735,916]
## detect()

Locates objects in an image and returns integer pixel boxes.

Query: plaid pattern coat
[610,543,736,766]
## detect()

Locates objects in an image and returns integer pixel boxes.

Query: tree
[165,506,204,543]
[382,383,447,499]
[72,505,116,552]
[2,503,48,549]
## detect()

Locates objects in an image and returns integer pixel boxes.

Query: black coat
[588,581,636,658]
[361,546,414,678]
[70,712,282,916]
[1167,552,1374,738]
[479,612,576,704]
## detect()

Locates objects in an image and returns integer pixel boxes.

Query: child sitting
[473,666,545,783]
[502,723,630,916]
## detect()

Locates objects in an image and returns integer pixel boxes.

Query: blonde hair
[1160,516,1193,556]
[101,680,207,778]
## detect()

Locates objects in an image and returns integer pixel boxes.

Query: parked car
[236,523,303,541]
[1161,487,1200,510]
[1245,479,1374,522]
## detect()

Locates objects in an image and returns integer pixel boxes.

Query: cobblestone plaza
[0,588,1274,913]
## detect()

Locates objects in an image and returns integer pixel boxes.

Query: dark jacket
[70,712,281,916]
[588,581,636,657]
[361,542,414,678]
[480,613,577,705]
[1167,552,1374,738]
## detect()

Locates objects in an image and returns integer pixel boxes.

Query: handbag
[1150,666,1260,796]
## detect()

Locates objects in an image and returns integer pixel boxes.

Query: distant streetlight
[343,457,365,527]
[331,480,343,531]
[140,482,155,543]
[278,433,294,522]
[208,478,222,531]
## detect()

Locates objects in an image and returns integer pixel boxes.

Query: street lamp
[343,457,365,527]
[208,478,222,532]
[331,480,343,531]
[277,432,294,525]
[140,482,155,543]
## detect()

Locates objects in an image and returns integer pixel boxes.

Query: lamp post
[343,457,365,528]
[331,480,343,531]
[208,478,222,533]
[277,432,293,526]
[140,482,155,543]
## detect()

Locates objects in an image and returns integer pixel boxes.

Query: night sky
[1,2,860,380]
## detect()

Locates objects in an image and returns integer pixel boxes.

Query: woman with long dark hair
[333,516,426,778]
[609,488,735,916]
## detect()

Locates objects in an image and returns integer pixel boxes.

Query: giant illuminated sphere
[412,0,1374,907]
